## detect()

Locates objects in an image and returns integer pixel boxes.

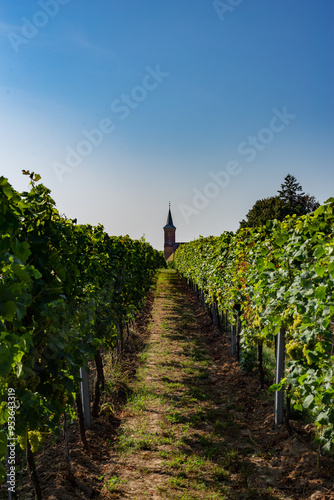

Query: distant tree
[277,174,320,218]
[239,196,283,229]
[302,193,320,213]
[277,173,303,203]
[239,174,320,228]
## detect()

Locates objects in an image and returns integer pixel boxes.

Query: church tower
[163,203,176,261]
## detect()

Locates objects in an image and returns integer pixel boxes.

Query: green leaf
[275,234,288,247]
[0,431,7,460]
[315,246,326,259]
[0,462,5,483]
[329,262,334,279]
[298,374,308,384]
[322,440,333,454]
[268,382,284,394]
[315,285,326,301]
[314,205,325,217]
[0,351,12,376]
[14,239,31,262]
[316,411,330,425]
[3,301,16,321]
[303,394,314,409]
[15,362,23,377]
[0,402,9,426]
[0,285,14,304]
[314,264,326,277]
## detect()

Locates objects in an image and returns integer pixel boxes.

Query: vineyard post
[116,323,121,359]
[230,312,236,356]
[201,290,205,309]
[79,366,92,429]
[208,303,213,321]
[221,310,226,332]
[257,342,265,388]
[118,319,124,358]
[236,310,241,362]
[224,310,228,334]
[126,322,130,344]
[92,349,105,417]
[212,301,219,326]
[26,439,42,500]
[64,413,71,476]
[195,283,199,298]
[274,328,285,428]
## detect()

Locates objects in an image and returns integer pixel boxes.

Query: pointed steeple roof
[164,202,176,229]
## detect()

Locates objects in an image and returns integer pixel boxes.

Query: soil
[3,269,334,499]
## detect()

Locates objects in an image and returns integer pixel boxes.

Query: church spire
[164,202,176,229]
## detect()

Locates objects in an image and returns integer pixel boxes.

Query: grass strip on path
[101,269,285,499]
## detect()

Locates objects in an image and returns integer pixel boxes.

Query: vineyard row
[0,172,165,498]
[174,198,334,453]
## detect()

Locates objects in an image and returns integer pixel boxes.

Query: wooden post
[212,302,219,326]
[257,342,264,389]
[217,303,221,327]
[64,413,71,475]
[201,290,205,309]
[236,311,241,362]
[230,312,236,356]
[80,366,92,429]
[221,309,225,330]
[224,310,228,333]
[275,328,285,428]
[26,439,42,500]
[118,319,124,357]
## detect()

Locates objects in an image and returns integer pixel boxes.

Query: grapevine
[175,198,334,452]
[0,172,165,488]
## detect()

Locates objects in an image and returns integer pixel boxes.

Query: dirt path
[13,269,333,499]
[99,270,334,499]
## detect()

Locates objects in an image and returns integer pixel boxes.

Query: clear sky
[1,0,333,250]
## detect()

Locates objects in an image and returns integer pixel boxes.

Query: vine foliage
[175,198,334,452]
[0,172,165,482]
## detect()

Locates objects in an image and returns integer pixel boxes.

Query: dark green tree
[239,196,283,229]
[277,174,319,218]
[239,174,319,228]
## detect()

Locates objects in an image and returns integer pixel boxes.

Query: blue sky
[1,0,333,250]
